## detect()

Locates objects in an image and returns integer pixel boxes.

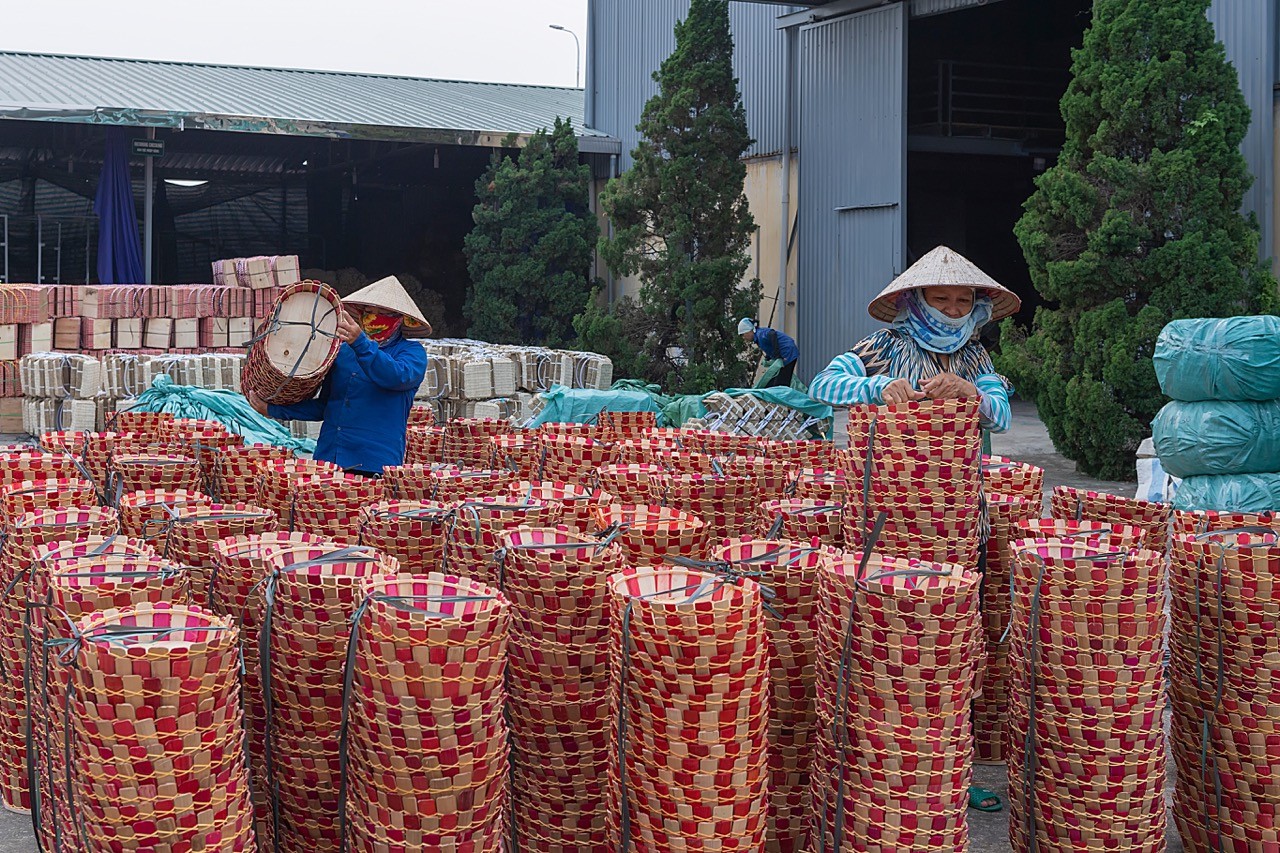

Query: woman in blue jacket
[249,276,428,477]
[738,318,800,388]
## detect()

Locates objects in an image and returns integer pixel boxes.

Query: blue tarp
[93,128,145,285]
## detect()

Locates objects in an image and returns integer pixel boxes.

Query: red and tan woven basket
[508,480,606,532]
[356,500,453,573]
[428,467,521,504]
[446,498,562,587]
[597,410,657,441]
[757,498,844,548]
[792,467,850,504]
[259,457,343,521]
[347,573,510,853]
[679,429,765,459]
[1050,486,1171,554]
[404,425,445,466]
[290,472,383,541]
[615,438,682,465]
[164,502,279,607]
[216,443,292,504]
[973,494,1041,764]
[0,451,81,490]
[595,463,667,505]
[810,552,982,853]
[490,433,539,477]
[443,418,513,467]
[607,567,771,852]
[1006,539,1166,853]
[1,477,96,525]
[715,455,794,497]
[27,547,189,850]
[761,439,838,470]
[653,472,759,543]
[263,543,397,852]
[109,409,173,435]
[1170,508,1280,538]
[538,421,601,442]
[242,280,342,405]
[595,504,710,567]
[713,538,833,851]
[982,454,1046,504]
[117,488,214,554]
[380,463,445,501]
[70,603,255,852]
[539,434,621,484]
[110,452,203,496]
[1168,529,1280,853]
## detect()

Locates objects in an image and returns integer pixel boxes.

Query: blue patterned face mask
[891,288,993,354]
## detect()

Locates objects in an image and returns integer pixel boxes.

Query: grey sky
[0,0,590,87]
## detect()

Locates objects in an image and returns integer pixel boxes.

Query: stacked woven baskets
[71,603,256,850]
[499,527,626,850]
[1169,522,1280,851]
[757,498,844,548]
[345,573,511,852]
[1007,534,1167,853]
[810,552,981,852]
[356,500,453,573]
[596,505,709,567]
[1050,486,1171,553]
[446,498,561,586]
[608,567,771,851]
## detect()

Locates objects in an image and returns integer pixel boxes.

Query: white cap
[736,318,755,335]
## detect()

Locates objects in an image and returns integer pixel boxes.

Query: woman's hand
[336,310,363,344]
[247,390,268,416]
[882,378,926,405]
[920,372,978,400]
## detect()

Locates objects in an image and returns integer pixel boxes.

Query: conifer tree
[593,0,761,393]
[1001,0,1277,479]
[464,118,598,345]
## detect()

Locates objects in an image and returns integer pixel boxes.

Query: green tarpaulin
[126,376,315,453]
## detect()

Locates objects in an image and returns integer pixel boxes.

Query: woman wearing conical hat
[249,275,430,476]
[809,246,1019,433]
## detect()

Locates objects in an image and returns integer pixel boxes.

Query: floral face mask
[359,311,402,343]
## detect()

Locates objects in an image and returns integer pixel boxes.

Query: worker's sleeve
[349,334,428,392]
[808,352,893,406]
[267,398,324,421]
[974,373,1012,433]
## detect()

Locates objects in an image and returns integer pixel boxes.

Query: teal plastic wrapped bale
[1153,316,1280,401]
[1152,399,1280,478]
[529,384,665,427]
[1173,473,1280,513]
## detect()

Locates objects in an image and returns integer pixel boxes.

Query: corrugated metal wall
[796,4,906,379]
[586,0,796,166]
[909,0,1008,19]
[1208,0,1276,265]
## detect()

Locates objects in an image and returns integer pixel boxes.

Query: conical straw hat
[343,276,432,333]
[868,246,1021,323]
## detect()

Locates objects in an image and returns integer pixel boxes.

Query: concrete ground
[0,403,1181,851]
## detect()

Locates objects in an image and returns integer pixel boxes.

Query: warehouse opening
[906,0,1093,329]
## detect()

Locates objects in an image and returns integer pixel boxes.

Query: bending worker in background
[738,318,800,389]
[249,275,429,477]
[807,246,1019,814]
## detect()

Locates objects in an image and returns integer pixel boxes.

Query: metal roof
[0,51,620,154]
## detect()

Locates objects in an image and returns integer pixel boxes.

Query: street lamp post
[549,24,581,88]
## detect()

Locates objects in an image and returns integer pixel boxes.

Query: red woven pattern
[291,473,383,542]
[595,504,709,567]
[1169,531,1280,853]
[596,463,667,505]
[973,494,1040,763]
[356,501,452,573]
[264,544,397,852]
[165,503,279,608]
[597,410,657,441]
[756,498,844,548]
[0,451,81,489]
[760,439,838,470]
[679,429,764,458]
[381,463,445,501]
[215,444,292,504]
[118,488,214,554]
[539,434,621,484]
[443,418,513,467]
[792,467,849,503]
[428,468,521,504]
[1050,486,1171,554]
[71,603,255,852]
[489,433,539,477]
[713,538,831,851]
[811,553,981,853]
[258,458,342,525]
[982,454,1046,503]
[111,453,202,495]
[607,568,771,851]
[446,499,562,587]
[1,477,96,524]
[500,528,625,849]
[507,481,604,532]
[653,472,759,543]
[404,425,444,465]
[1170,508,1280,538]
[109,410,174,434]
[1006,540,1166,853]
[347,574,510,852]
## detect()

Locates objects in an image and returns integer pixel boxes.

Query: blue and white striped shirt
[809,329,1012,433]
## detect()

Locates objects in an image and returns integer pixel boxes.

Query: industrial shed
[587,0,1278,379]
[0,51,619,332]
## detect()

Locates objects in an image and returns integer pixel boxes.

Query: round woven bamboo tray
[242,280,342,405]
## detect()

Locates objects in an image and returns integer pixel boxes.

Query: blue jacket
[268,332,427,473]
[753,327,799,365]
